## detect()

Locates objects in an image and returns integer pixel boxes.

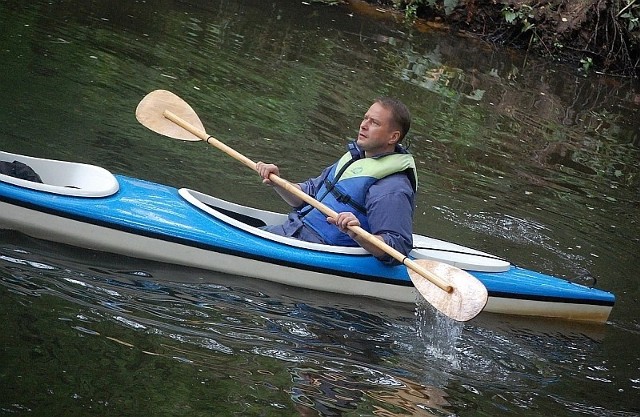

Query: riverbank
[347,0,639,77]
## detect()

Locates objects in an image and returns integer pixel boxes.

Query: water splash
[415,300,463,368]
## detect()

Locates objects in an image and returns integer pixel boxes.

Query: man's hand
[327,212,360,239]
[256,161,304,208]
[328,212,389,258]
[256,161,280,185]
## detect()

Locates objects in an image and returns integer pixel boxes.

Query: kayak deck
[0,151,616,322]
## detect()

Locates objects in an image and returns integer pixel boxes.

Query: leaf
[444,0,458,15]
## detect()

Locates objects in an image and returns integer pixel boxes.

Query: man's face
[357,102,400,157]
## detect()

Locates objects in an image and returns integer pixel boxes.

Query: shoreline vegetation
[339,0,639,77]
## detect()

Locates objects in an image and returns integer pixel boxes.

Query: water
[1,0,639,415]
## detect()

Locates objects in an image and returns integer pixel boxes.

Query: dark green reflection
[0,284,298,415]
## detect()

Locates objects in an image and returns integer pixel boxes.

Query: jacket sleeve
[365,174,415,265]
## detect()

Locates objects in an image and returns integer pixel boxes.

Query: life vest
[301,142,418,246]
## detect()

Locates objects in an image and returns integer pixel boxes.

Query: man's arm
[255,161,306,207]
[328,175,415,264]
[256,162,333,209]
[367,190,414,264]
[328,213,389,258]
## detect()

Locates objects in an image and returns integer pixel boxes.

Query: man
[256,97,417,265]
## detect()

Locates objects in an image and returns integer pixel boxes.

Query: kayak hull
[0,152,616,322]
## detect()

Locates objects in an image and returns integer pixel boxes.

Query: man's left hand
[328,212,360,238]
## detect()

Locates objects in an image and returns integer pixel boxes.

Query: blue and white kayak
[0,150,615,322]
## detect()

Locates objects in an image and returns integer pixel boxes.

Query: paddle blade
[136,90,205,141]
[409,259,488,322]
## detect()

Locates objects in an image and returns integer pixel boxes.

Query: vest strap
[325,181,367,215]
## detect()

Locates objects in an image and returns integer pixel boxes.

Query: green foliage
[394,0,462,17]
[618,0,639,32]
[385,0,636,74]
[621,12,639,31]
[502,4,536,33]
[580,56,593,73]
[405,2,418,19]
[443,0,459,15]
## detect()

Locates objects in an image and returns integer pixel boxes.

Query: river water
[1,0,639,415]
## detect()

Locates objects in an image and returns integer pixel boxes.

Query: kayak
[0,150,615,322]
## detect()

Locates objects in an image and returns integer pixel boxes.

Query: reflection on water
[1,232,634,415]
[0,234,455,415]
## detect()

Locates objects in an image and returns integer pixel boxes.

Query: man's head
[374,97,411,142]
[357,97,411,157]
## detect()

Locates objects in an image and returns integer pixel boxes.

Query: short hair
[375,97,411,142]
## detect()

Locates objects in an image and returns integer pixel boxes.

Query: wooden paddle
[136,90,488,321]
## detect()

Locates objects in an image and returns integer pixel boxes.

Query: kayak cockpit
[0,151,119,197]
[179,188,371,254]
[179,187,512,272]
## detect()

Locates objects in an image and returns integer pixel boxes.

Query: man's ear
[389,130,401,145]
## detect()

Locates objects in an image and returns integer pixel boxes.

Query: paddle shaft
[163,110,453,293]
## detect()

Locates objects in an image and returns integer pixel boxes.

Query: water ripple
[1,232,627,415]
